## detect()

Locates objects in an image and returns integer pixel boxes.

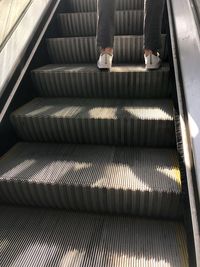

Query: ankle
[144,49,158,56]
[101,47,113,55]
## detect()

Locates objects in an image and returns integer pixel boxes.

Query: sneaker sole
[97,61,112,70]
[145,63,161,70]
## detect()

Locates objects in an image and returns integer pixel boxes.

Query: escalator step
[47,35,168,64]
[31,64,172,98]
[0,205,188,266]
[58,10,144,37]
[10,98,175,147]
[0,143,182,217]
[65,0,144,12]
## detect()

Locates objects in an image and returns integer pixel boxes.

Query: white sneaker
[144,52,161,70]
[97,52,113,70]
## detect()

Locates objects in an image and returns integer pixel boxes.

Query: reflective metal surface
[167,0,200,265]
[0,0,55,114]
[0,0,31,49]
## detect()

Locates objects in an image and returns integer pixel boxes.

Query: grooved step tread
[10,98,175,146]
[0,143,181,216]
[0,143,181,192]
[0,205,188,267]
[33,63,170,73]
[0,0,188,263]
[58,10,144,36]
[31,64,172,98]
[47,35,168,64]
[65,0,144,12]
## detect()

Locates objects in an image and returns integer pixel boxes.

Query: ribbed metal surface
[47,35,168,64]
[0,0,189,264]
[0,205,188,267]
[59,10,144,37]
[0,142,181,217]
[65,0,144,12]
[32,64,172,98]
[10,98,175,147]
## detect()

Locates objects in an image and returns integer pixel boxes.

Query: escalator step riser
[47,35,168,64]
[58,11,166,37]
[0,181,181,218]
[0,206,188,267]
[11,117,175,146]
[10,98,175,147]
[59,11,144,36]
[0,143,182,218]
[65,0,144,12]
[32,65,172,98]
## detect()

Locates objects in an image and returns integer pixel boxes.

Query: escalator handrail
[167,0,200,265]
[0,0,32,52]
[0,0,61,122]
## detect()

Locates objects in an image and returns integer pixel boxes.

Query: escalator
[0,0,195,265]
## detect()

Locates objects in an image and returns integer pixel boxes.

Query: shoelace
[145,52,160,65]
[101,52,113,65]
[101,52,113,57]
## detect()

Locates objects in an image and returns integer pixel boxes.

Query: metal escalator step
[0,205,188,266]
[31,64,172,98]
[47,35,168,64]
[65,0,144,12]
[10,98,175,147]
[59,10,144,37]
[0,143,181,217]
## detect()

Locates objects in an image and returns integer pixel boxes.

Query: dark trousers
[97,0,165,51]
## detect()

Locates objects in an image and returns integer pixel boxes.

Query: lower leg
[143,0,165,55]
[97,0,116,51]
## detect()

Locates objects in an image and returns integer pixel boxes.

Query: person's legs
[144,0,165,69]
[97,0,116,69]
